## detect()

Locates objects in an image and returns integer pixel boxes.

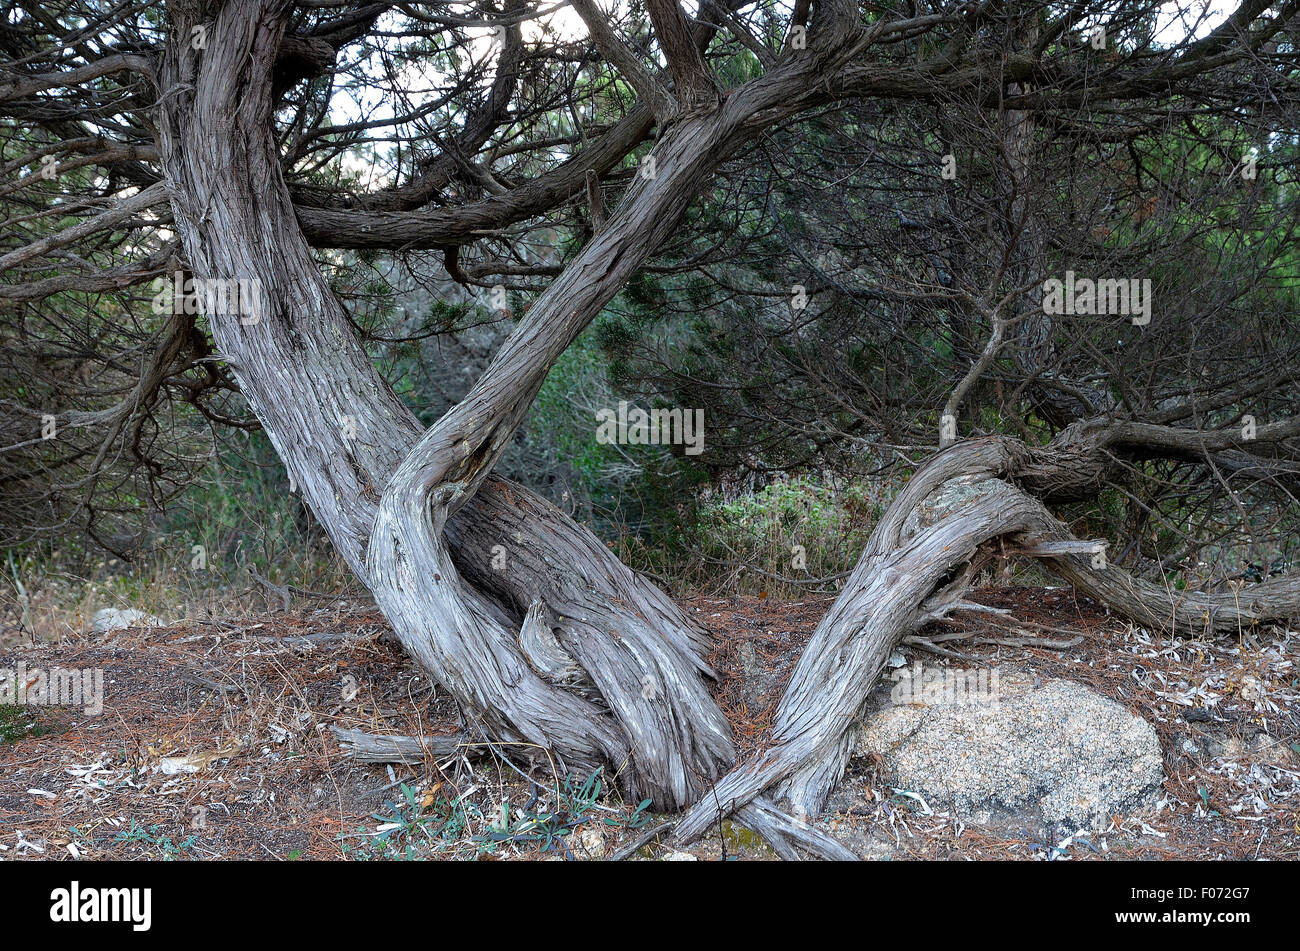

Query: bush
[645,475,886,597]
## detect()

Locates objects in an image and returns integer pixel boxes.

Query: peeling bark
[677,440,1046,838]
[677,434,1300,845]
[155,0,735,811]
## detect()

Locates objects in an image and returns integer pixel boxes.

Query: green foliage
[643,476,886,597]
[338,771,653,860]
[709,477,877,541]
[0,703,72,744]
[0,704,37,744]
[112,820,198,860]
[339,783,484,861]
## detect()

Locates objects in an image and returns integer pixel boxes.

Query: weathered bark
[154,0,736,810]
[677,432,1300,843]
[353,10,872,809]
[645,0,719,113]
[677,439,1050,837]
[444,479,734,805]
[331,726,468,764]
[1040,550,1300,636]
[330,722,856,859]
[1017,414,1300,504]
[359,98,761,804]
[150,0,874,817]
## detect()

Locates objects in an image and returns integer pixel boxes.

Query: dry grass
[1,546,363,646]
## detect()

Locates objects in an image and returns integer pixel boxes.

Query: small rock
[661,850,697,861]
[579,825,606,858]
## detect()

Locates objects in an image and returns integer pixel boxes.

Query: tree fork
[361,106,759,806]
[155,0,735,811]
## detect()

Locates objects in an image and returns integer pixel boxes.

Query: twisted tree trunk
[676,432,1300,842]
[152,0,875,820]
[154,0,735,809]
[678,439,1047,837]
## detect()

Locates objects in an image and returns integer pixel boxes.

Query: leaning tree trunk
[675,439,1053,837]
[350,5,866,812]
[675,433,1300,842]
[358,88,778,803]
[153,0,735,810]
[155,0,875,818]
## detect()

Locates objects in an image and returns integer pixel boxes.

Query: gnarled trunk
[677,433,1300,843]
[154,0,733,809]
[677,439,1049,837]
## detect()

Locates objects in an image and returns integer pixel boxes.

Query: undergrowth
[338,769,654,861]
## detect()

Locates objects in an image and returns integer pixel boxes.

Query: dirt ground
[1,586,1296,861]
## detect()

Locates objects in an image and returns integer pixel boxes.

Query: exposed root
[735,797,859,860]
[333,728,853,859]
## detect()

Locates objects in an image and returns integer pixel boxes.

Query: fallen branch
[330,726,470,763]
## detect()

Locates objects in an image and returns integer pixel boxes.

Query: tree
[4,0,1299,857]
